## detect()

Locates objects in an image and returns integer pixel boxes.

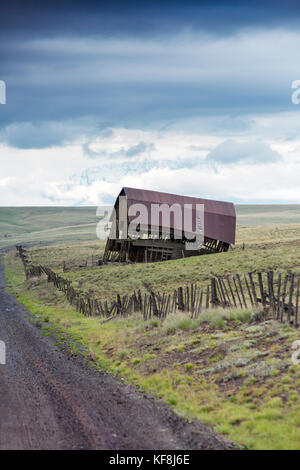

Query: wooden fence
[16,245,299,326]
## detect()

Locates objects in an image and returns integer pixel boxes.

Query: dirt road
[0,261,234,450]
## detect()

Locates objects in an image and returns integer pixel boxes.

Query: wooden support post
[177,287,184,311]
[276,273,282,320]
[281,275,288,322]
[165,295,170,319]
[148,295,152,318]
[226,276,237,308]
[248,272,258,307]
[217,279,226,307]
[233,276,243,308]
[295,278,299,327]
[244,274,253,307]
[211,278,218,306]
[221,278,231,306]
[236,274,247,308]
[143,294,147,320]
[258,272,266,306]
[198,288,203,316]
[186,286,190,312]
[267,271,275,316]
[193,286,200,318]
[287,273,295,323]
[190,283,194,314]
[205,285,210,309]
[171,290,177,312]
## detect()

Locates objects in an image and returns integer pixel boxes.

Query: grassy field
[1,204,300,250]
[236,204,300,226]
[4,252,300,450]
[22,224,300,303]
[0,207,97,250]
[2,206,300,450]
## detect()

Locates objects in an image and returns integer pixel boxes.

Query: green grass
[1,204,300,250]
[26,240,106,271]
[0,207,98,249]
[236,204,300,226]
[4,252,300,450]
[22,224,300,303]
[2,206,300,450]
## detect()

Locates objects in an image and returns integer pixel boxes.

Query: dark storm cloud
[0,121,78,149]
[0,31,294,128]
[0,1,299,149]
[0,118,113,149]
[1,1,300,38]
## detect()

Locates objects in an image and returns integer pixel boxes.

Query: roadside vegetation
[3,219,300,450]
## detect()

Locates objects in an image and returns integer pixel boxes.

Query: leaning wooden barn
[103,187,236,263]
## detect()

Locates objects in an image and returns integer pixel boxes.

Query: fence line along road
[16,245,299,327]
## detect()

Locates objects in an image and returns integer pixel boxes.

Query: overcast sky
[1,0,300,205]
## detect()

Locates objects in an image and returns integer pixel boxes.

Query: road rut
[0,261,234,450]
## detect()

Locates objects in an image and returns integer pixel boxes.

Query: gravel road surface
[0,261,235,450]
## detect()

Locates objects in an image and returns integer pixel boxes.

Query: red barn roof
[116,187,236,245]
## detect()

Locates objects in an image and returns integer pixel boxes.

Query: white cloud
[206,139,281,165]
[1,126,299,205]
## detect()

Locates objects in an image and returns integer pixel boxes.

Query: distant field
[236,204,300,226]
[0,207,97,250]
[4,220,300,450]
[1,204,300,249]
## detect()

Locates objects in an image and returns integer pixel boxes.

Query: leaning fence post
[287,273,295,323]
[267,271,275,316]
[248,272,258,307]
[221,278,231,306]
[205,285,210,309]
[244,274,253,307]
[217,278,227,307]
[226,276,237,307]
[233,276,243,308]
[210,278,218,307]
[281,275,288,322]
[295,278,299,327]
[177,287,184,311]
[236,273,247,308]
[257,272,266,306]
[276,273,282,320]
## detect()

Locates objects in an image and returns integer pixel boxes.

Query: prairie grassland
[236,224,300,246]
[4,252,300,450]
[27,240,106,269]
[0,206,97,250]
[236,204,300,226]
[23,224,300,303]
[1,204,300,250]
[3,213,300,450]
